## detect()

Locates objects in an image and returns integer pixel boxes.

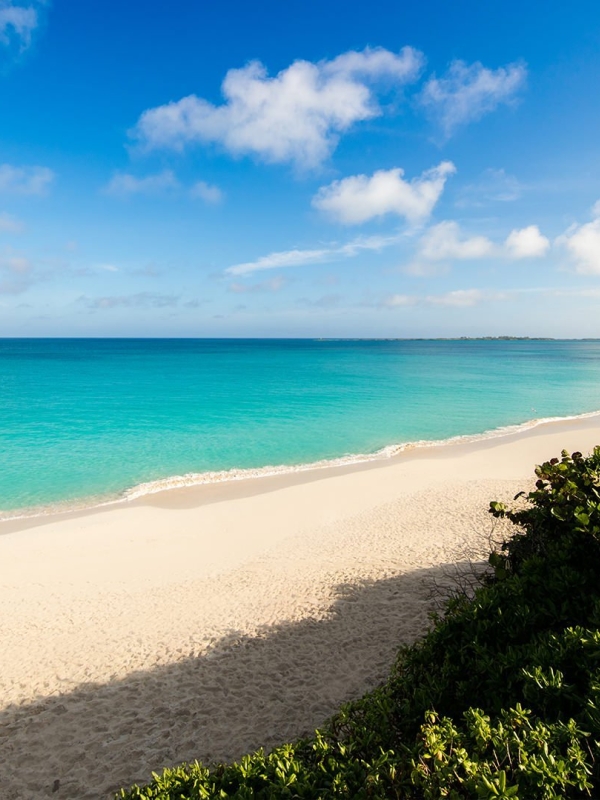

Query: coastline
[1,413,600,798]
[3,406,600,528]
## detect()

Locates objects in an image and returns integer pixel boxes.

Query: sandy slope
[0,416,598,799]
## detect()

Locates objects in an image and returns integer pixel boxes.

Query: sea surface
[1,338,600,518]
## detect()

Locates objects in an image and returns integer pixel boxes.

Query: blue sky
[1,0,600,337]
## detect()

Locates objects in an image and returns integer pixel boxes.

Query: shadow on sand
[0,560,482,800]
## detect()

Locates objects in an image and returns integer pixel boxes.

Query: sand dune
[0,416,598,799]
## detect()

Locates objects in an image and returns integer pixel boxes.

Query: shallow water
[1,338,600,516]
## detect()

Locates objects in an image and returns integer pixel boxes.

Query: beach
[1,414,599,799]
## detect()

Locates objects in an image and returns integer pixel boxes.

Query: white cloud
[559,211,600,275]
[0,2,38,51]
[0,211,24,232]
[104,170,180,196]
[130,46,424,168]
[0,163,54,195]
[337,233,402,257]
[312,161,455,225]
[420,59,527,137]
[426,288,486,307]
[225,233,401,276]
[325,46,424,81]
[228,248,330,276]
[227,218,551,281]
[382,288,509,309]
[418,221,494,261]
[505,225,549,258]
[427,288,484,307]
[383,293,416,307]
[190,180,224,204]
[407,221,549,270]
[364,284,600,314]
[554,201,600,275]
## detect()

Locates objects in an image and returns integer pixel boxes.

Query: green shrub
[118,447,600,799]
[412,706,593,799]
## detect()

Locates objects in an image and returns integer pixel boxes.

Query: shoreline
[3,407,600,530]
[1,414,599,798]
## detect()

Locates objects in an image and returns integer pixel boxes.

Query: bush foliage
[119,447,600,799]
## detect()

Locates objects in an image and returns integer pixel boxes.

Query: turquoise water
[1,338,600,516]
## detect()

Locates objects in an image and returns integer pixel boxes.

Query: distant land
[317,337,600,342]
[416,337,599,341]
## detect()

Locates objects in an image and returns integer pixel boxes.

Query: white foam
[3,408,600,523]
[123,409,600,499]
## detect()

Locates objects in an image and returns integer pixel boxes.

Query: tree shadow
[0,560,483,800]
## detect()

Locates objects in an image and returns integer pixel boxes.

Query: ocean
[1,338,600,518]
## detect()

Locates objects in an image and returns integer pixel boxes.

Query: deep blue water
[1,338,600,515]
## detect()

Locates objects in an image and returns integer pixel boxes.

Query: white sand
[0,416,599,799]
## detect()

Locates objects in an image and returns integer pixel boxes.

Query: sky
[1,0,600,337]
